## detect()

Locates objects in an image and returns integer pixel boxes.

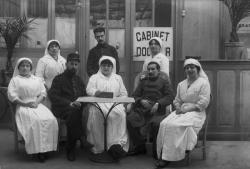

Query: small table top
[76,96,135,103]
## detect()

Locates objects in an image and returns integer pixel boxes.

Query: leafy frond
[220,0,250,42]
[0,15,36,49]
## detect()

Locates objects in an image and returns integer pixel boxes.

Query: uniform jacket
[87,42,120,77]
[48,70,86,117]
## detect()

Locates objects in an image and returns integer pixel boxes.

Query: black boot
[66,141,76,161]
[66,149,76,161]
[127,144,146,156]
[108,144,127,161]
[37,153,45,163]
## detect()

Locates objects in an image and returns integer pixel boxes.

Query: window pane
[155,0,171,27]
[26,0,48,48]
[89,29,97,49]
[0,0,20,17]
[136,0,152,27]
[55,0,76,48]
[108,0,125,27]
[28,0,48,17]
[109,29,125,58]
[90,0,106,28]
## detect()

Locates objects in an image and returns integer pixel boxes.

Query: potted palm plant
[221,0,250,60]
[0,15,35,86]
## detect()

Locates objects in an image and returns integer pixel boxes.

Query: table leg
[88,102,122,163]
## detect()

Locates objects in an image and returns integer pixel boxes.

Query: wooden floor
[0,128,250,169]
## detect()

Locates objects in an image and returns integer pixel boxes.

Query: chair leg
[203,147,206,160]
[202,139,206,160]
[15,138,19,153]
[186,151,191,166]
[202,132,207,160]
[13,125,19,153]
[57,119,61,152]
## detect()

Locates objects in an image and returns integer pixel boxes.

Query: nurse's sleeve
[35,59,46,84]
[160,56,169,76]
[196,80,211,112]
[118,76,128,97]
[86,75,98,96]
[7,78,19,102]
[173,83,183,109]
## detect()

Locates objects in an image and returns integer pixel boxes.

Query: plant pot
[1,69,13,87]
[224,42,247,60]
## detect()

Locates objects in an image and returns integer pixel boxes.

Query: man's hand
[70,101,81,109]
[150,102,159,114]
[140,99,152,109]
[126,103,132,113]
[94,90,102,97]
[175,108,184,115]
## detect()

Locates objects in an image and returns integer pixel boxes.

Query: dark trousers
[62,108,84,151]
[127,120,145,146]
[127,119,160,156]
[151,122,160,157]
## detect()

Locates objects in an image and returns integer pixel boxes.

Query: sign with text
[133,27,173,61]
[238,16,250,33]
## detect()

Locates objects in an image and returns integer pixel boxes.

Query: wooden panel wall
[240,71,250,128]
[200,61,250,140]
[182,0,220,60]
[217,71,235,127]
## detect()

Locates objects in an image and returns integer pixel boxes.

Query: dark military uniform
[48,69,87,151]
[127,74,174,156]
[87,42,119,77]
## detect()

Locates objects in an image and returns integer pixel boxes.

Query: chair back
[198,94,212,139]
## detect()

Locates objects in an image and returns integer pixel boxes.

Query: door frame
[76,0,184,93]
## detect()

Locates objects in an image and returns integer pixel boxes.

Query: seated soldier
[126,61,174,158]
[49,53,91,161]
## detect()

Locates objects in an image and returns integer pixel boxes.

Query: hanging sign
[133,27,173,61]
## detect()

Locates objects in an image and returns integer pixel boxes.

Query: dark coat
[87,42,120,77]
[48,70,86,118]
[127,74,174,128]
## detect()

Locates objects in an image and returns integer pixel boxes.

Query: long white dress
[142,53,169,76]
[157,77,210,161]
[8,75,58,154]
[86,72,129,153]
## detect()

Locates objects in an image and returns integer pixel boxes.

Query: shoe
[108,144,127,161]
[66,149,76,161]
[37,153,45,163]
[127,144,146,156]
[152,151,158,160]
[155,159,169,168]
[44,152,49,160]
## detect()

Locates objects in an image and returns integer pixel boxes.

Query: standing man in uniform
[87,27,120,77]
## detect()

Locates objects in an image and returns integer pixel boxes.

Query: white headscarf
[98,56,117,74]
[184,58,208,80]
[13,57,33,77]
[149,37,163,49]
[44,39,61,56]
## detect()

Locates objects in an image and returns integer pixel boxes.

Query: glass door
[88,0,130,89]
